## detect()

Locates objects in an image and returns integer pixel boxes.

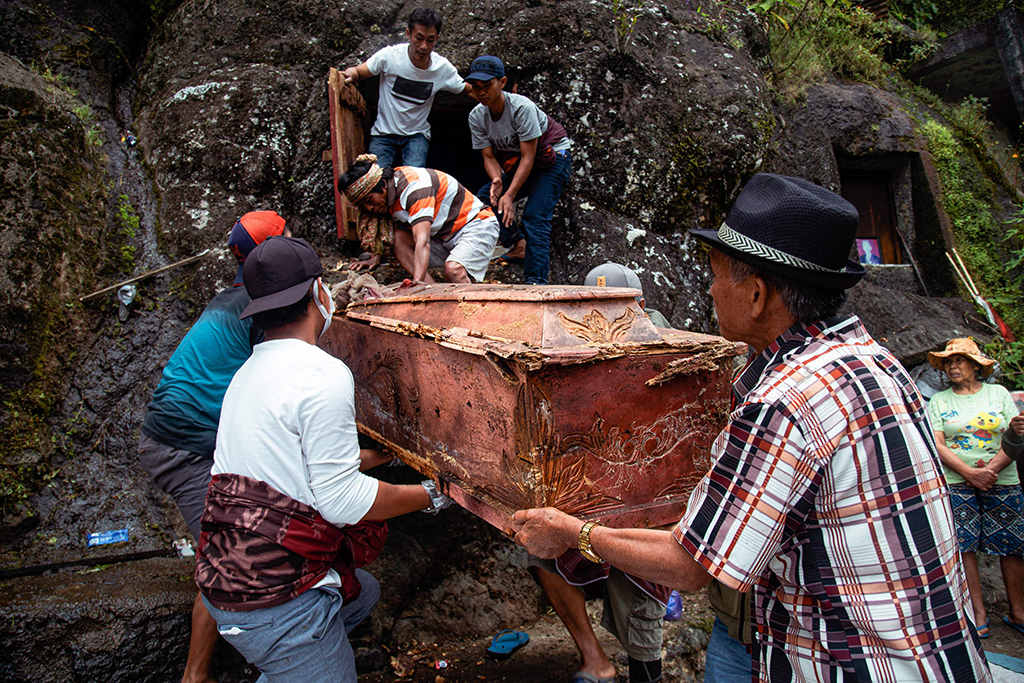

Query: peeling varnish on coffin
[646,341,739,385]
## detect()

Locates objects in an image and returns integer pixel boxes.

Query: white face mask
[312,278,335,339]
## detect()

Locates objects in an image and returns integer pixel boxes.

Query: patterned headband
[344,153,384,203]
[717,222,843,274]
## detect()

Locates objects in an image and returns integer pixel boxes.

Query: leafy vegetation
[986,338,1024,389]
[889,0,1009,34]
[612,0,644,50]
[749,0,897,96]
[985,206,1024,389]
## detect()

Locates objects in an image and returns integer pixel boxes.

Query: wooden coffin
[319,283,746,532]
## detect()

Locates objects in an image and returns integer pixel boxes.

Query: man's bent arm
[342,63,372,84]
[359,448,392,471]
[362,481,431,520]
[511,507,713,592]
[480,147,504,204]
[410,220,432,282]
[1005,411,1024,463]
[502,138,537,203]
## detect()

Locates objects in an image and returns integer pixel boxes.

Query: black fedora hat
[690,173,865,290]
[239,236,324,319]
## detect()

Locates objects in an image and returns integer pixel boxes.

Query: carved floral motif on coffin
[319,283,746,532]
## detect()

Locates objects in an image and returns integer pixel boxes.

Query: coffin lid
[342,283,745,370]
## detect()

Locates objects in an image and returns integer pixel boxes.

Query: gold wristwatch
[577,521,604,563]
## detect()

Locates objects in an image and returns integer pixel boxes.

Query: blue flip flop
[486,629,529,659]
[1004,616,1024,637]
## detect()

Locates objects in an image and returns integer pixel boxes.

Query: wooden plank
[327,68,367,242]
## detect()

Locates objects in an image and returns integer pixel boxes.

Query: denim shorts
[948,482,1024,556]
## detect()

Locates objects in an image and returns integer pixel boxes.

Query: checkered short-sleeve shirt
[674,317,990,683]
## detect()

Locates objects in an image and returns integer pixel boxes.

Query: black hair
[409,7,442,32]
[726,255,847,324]
[251,290,314,331]
[338,158,395,196]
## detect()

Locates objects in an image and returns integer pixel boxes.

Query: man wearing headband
[512,174,990,682]
[339,154,499,283]
[340,8,472,169]
[138,211,288,683]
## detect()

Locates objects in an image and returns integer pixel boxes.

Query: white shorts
[429,215,499,282]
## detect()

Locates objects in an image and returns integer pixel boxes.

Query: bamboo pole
[79,249,211,302]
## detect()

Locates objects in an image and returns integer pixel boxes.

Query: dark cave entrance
[361,86,489,194]
[836,152,959,297]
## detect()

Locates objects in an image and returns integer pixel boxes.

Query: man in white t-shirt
[341,8,471,169]
[195,235,451,683]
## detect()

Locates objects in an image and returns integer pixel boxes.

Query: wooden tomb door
[840,170,902,265]
[328,68,368,241]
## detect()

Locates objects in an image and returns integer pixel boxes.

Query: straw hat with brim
[928,337,996,378]
[690,173,866,290]
[239,236,324,320]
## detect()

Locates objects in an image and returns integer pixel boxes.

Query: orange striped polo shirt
[390,167,495,240]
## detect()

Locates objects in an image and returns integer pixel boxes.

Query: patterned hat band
[344,154,384,203]
[717,222,843,274]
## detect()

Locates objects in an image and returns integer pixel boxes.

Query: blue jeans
[704,617,752,683]
[202,570,380,683]
[476,149,572,284]
[368,134,429,169]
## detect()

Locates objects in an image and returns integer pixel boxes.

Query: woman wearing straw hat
[927,337,1024,637]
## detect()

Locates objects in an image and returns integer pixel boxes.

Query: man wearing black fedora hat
[193,236,452,683]
[512,174,990,682]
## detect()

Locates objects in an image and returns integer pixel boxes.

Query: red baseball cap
[228,211,287,264]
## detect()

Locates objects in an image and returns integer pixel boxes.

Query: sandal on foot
[977,621,989,638]
[1004,616,1024,637]
[569,672,615,683]
[486,629,529,659]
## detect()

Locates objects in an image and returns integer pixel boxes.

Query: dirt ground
[216,589,715,683]
[355,589,715,683]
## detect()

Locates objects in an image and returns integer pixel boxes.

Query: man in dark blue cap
[466,55,572,285]
[511,174,991,683]
[195,235,451,683]
[138,210,288,683]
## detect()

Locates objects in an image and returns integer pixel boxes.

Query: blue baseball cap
[465,55,505,82]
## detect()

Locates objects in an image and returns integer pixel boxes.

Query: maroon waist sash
[195,472,387,612]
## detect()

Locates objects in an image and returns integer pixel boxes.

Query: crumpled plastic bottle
[664,590,683,621]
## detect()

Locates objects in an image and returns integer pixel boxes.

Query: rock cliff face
[0,0,1002,679]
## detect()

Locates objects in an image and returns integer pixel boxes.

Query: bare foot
[504,239,526,260]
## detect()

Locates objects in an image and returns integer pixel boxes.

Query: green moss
[115,194,140,272]
[670,134,709,200]
[755,112,776,146]
[918,117,1024,343]
[0,91,110,516]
